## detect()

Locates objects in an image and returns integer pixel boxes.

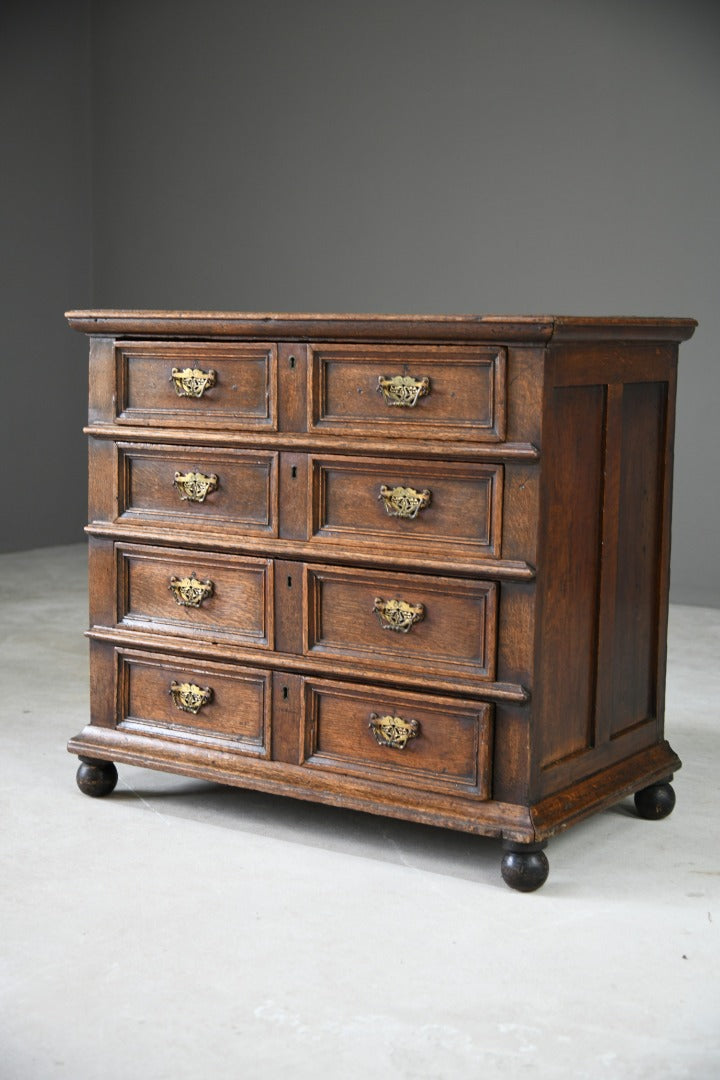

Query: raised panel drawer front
[117,443,278,535]
[300,678,493,798]
[116,543,273,648]
[309,344,506,442]
[305,564,497,680]
[116,341,277,430]
[118,649,270,755]
[310,454,503,559]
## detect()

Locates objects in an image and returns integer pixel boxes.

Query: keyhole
[287,575,292,588]
[289,356,295,368]
[291,466,297,478]
[282,686,289,700]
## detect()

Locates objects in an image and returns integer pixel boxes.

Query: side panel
[610,382,666,737]
[533,344,677,799]
[534,383,605,768]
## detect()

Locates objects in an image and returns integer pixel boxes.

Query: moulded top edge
[548,315,697,344]
[64,310,697,344]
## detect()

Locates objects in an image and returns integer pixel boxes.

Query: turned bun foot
[76,756,118,798]
[501,841,549,892]
[634,780,676,820]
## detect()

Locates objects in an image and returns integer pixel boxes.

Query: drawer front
[116,543,273,648]
[118,649,270,755]
[305,564,497,680]
[300,677,492,798]
[117,443,278,536]
[310,454,503,558]
[116,341,277,430]
[309,344,505,442]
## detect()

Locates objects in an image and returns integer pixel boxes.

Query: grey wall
[1,1,92,552]
[3,0,719,604]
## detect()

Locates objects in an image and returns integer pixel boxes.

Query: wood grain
[70,310,696,883]
[308,343,506,441]
[304,563,497,681]
[66,310,696,343]
[116,442,279,535]
[116,341,277,430]
[300,677,493,799]
[116,542,273,649]
[309,453,503,559]
[119,647,270,756]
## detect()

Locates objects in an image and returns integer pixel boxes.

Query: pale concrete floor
[1,544,718,1080]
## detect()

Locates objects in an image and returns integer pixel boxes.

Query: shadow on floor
[106,767,640,888]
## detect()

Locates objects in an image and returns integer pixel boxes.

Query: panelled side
[532,343,679,801]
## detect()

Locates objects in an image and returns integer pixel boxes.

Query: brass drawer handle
[379,484,431,519]
[169,573,214,608]
[173,470,218,502]
[377,374,430,407]
[169,681,213,714]
[373,597,425,633]
[369,712,420,750]
[170,366,217,397]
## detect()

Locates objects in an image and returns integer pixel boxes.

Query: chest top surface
[66,310,697,344]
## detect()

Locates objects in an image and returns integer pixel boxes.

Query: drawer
[304,564,497,680]
[310,454,503,559]
[116,341,277,430]
[117,442,278,536]
[308,343,505,442]
[116,543,273,648]
[117,649,270,755]
[299,677,492,798]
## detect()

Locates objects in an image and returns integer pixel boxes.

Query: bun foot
[76,756,118,798]
[501,841,549,892]
[634,780,676,820]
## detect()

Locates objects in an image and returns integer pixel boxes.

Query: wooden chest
[66,311,696,890]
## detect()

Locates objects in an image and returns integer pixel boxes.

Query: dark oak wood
[85,623,527,703]
[634,780,676,820]
[86,520,535,583]
[66,310,696,343]
[76,757,118,797]
[118,647,271,756]
[69,310,696,891]
[116,341,278,431]
[308,343,506,442]
[114,443,279,537]
[299,678,493,799]
[84,424,541,462]
[308,454,503,560]
[303,563,497,681]
[500,841,549,892]
[115,542,273,649]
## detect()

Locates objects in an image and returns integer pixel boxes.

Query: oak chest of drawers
[67,310,696,890]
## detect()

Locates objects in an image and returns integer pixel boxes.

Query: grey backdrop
[2,0,718,604]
